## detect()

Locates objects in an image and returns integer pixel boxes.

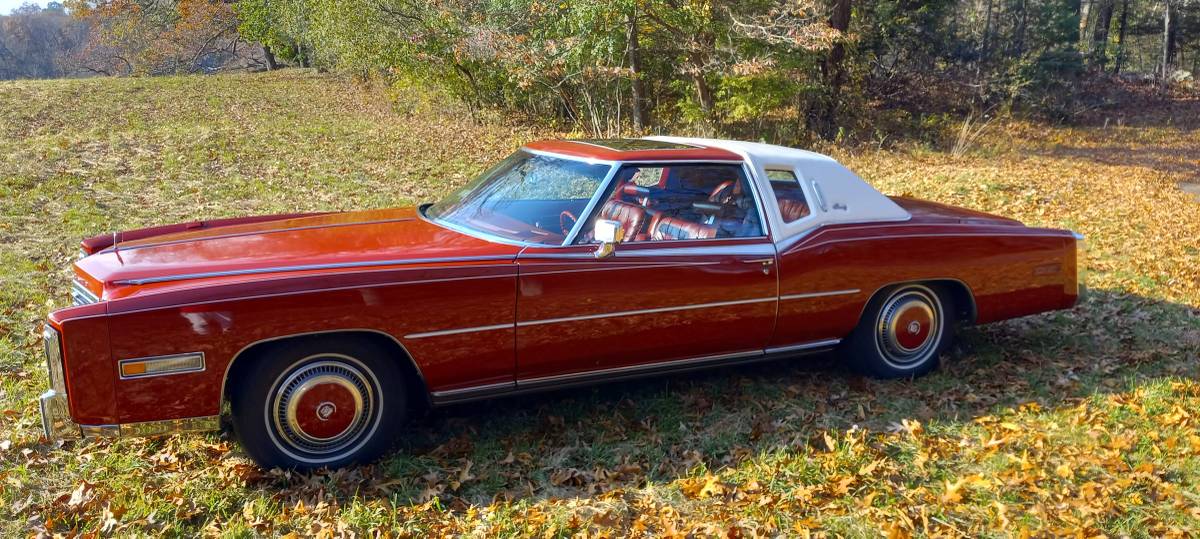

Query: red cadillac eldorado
[39,137,1083,468]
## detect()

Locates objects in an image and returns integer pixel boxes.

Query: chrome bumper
[40,390,219,440]
[41,389,219,440]
[1072,231,1087,299]
[39,389,81,440]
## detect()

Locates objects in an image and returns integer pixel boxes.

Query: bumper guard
[39,389,81,440]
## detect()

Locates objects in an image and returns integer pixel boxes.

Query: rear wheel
[230,336,406,469]
[843,284,954,379]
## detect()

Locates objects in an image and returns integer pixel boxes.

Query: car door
[514,162,778,385]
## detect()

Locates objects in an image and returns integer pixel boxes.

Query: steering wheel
[559,210,578,236]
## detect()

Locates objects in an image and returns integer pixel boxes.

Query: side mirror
[593,219,624,258]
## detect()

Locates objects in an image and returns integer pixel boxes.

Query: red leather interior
[598,200,648,240]
[778,198,810,221]
[618,183,653,207]
[708,181,739,204]
[650,216,717,240]
[620,183,650,198]
[595,165,759,242]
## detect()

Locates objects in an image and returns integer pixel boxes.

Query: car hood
[75,207,520,298]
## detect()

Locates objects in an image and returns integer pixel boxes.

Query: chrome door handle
[744,257,774,275]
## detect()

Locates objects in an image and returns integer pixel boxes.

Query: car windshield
[425,150,613,245]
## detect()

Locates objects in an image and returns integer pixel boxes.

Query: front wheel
[229,336,406,469]
[842,284,954,379]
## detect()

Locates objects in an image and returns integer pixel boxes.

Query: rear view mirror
[593,219,624,258]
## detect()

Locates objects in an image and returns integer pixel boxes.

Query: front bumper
[39,389,82,440]
[40,389,219,441]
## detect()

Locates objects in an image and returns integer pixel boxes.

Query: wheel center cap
[316,402,337,421]
[907,321,921,334]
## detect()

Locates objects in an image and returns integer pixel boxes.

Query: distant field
[1,70,1198,537]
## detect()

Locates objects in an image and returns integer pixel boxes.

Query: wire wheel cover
[875,288,941,367]
[270,359,376,456]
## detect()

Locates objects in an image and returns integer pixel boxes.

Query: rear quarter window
[765,169,812,223]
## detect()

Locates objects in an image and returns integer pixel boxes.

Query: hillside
[1,70,1199,536]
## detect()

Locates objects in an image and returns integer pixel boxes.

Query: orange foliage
[64,0,239,75]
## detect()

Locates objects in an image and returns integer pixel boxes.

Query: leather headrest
[620,184,651,197]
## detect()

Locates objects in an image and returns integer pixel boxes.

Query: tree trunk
[982,0,995,58]
[687,19,717,125]
[826,0,851,84]
[1079,0,1092,44]
[626,10,647,131]
[1092,0,1114,68]
[453,62,483,111]
[295,42,307,68]
[692,72,714,119]
[1013,0,1029,56]
[1161,0,1173,77]
[263,45,277,70]
[1114,0,1129,73]
[821,0,852,138]
[1165,2,1177,70]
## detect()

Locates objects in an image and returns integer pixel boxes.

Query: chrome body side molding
[515,296,777,328]
[779,289,860,301]
[404,323,515,340]
[429,338,840,406]
[428,381,517,402]
[101,217,416,254]
[407,296,777,339]
[406,290,859,340]
[764,338,843,355]
[112,255,516,285]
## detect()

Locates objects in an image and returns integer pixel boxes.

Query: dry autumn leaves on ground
[1,71,1199,537]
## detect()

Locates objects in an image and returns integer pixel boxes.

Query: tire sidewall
[230,336,406,469]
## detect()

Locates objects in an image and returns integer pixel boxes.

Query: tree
[0,2,86,79]
[1161,0,1174,76]
[64,0,262,75]
[1091,0,1114,67]
[626,6,647,130]
[1113,0,1129,72]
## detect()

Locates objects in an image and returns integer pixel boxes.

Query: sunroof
[573,139,699,151]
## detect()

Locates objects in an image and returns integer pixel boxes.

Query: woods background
[1,0,1197,144]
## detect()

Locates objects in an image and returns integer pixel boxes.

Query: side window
[579,163,764,243]
[766,169,811,223]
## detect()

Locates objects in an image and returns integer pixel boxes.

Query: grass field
[1,70,1199,537]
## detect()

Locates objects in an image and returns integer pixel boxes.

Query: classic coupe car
[40,137,1083,468]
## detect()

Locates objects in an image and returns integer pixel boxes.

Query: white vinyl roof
[646,136,911,240]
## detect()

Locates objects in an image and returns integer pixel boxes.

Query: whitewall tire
[230,336,406,469]
[843,284,954,379]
